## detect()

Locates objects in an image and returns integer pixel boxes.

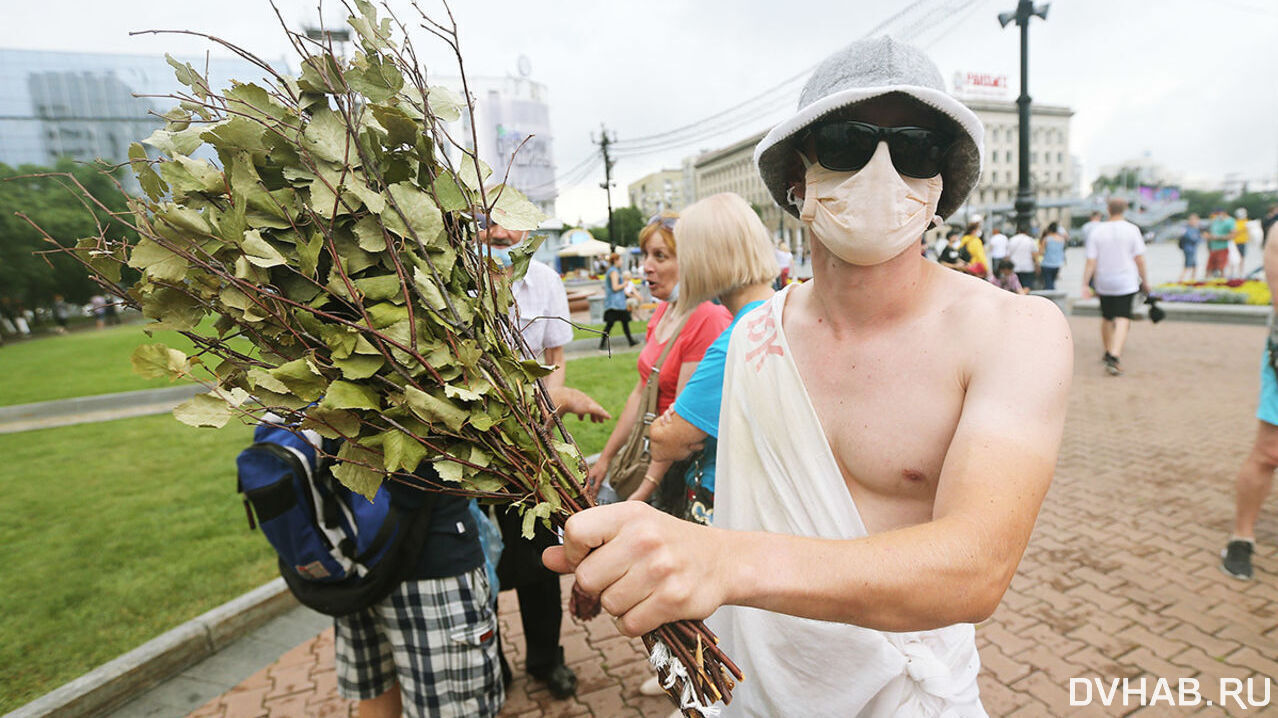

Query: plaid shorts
[334,567,503,717]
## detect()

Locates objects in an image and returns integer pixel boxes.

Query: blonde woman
[584,212,732,502]
[648,193,780,525]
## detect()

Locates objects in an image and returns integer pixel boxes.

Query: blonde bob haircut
[675,193,779,307]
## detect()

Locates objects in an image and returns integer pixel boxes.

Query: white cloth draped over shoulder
[708,286,986,718]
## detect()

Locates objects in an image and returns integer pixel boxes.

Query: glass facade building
[0,48,282,178]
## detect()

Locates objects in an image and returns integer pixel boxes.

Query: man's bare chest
[787,333,965,508]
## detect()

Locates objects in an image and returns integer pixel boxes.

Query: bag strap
[636,308,692,434]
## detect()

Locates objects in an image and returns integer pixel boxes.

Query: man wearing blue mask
[476,216,608,699]
[544,37,1072,716]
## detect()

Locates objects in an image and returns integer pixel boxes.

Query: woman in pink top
[585,212,732,503]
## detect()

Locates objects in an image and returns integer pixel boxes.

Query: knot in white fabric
[647,639,722,716]
[901,638,956,697]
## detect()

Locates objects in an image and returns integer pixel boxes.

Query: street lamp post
[998,1,1049,235]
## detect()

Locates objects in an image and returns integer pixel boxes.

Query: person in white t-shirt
[1080,198,1149,376]
[1005,228,1038,291]
[985,225,1009,270]
[480,218,609,700]
[774,241,794,288]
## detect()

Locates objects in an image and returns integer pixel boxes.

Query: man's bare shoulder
[929,267,1072,372]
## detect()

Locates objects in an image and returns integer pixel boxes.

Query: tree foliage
[588,206,645,246]
[24,5,740,710]
[0,159,136,308]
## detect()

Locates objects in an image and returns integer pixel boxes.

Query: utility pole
[998,0,1049,235]
[592,124,617,250]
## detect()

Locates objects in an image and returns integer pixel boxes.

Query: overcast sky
[4,0,1276,224]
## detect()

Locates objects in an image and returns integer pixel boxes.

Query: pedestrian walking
[1207,209,1236,278]
[1234,208,1251,278]
[1006,226,1039,290]
[1038,222,1066,290]
[1080,197,1149,376]
[1222,223,1278,581]
[986,223,1009,269]
[1179,214,1203,283]
[600,252,637,349]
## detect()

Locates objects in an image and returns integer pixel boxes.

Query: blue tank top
[1041,236,1065,268]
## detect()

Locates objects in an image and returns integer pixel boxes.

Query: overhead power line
[610,0,942,152]
[603,0,983,163]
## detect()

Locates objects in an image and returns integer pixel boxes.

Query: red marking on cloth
[745,312,784,371]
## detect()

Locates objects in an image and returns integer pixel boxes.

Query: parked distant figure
[1262,205,1278,246]
[1207,209,1236,278]
[89,295,107,330]
[1221,223,1278,581]
[52,294,71,334]
[1179,214,1203,283]
[1038,222,1066,290]
[1081,197,1149,377]
[992,259,1028,294]
[1005,226,1039,291]
[1080,211,1103,246]
[938,228,970,271]
[102,294,121,326]
[959,221,989,278]
[774,240,793,289]
[600,252,637,349]
[1234,208,1251,278]
[986,224,1009,269]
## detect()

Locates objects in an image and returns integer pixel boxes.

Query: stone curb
[7,579,296,718]
[1070,298,1269,325]
[0,385,204,435]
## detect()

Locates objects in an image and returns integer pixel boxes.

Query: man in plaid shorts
[334,475,504,717]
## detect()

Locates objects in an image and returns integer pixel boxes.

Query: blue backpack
[236,423,434,616]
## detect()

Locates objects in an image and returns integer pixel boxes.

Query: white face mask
[799,142,943,266]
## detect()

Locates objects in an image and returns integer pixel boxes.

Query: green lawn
[0,320,639,408]
[0,322,204,406]
[556,352,641,457]
[0,415,272,713]
[0,351,638,712]
[572,319,647,342]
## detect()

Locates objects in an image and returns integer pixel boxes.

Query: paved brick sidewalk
[188,316,1278,717]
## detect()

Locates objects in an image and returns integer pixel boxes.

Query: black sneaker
[529,662,578,699]
[1104,354,1123,376]
[1220,539,1254,581]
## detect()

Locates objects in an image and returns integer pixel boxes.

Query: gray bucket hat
[755,36,984,220]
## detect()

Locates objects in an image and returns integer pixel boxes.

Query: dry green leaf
[173,392,232,428]
[131,343,190,380]
[322,380,382,410]
[332,441,384,499]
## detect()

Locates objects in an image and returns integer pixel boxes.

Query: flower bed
[1150,279,1271,305]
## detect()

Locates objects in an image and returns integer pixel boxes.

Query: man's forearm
[542,346,566,391]
[1081,259,1096,289]
[720,516,1010,631]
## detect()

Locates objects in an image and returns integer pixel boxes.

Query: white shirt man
[1006,231,1037,273]
[986,229,1009,265]
[1081,198,1149,376]
[512,259,574,358]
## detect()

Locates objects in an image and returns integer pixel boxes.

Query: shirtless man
[544,37,1071,716]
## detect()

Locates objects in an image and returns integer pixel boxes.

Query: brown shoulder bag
[608,314,689,499]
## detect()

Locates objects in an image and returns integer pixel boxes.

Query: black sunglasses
[809,120,953,179]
